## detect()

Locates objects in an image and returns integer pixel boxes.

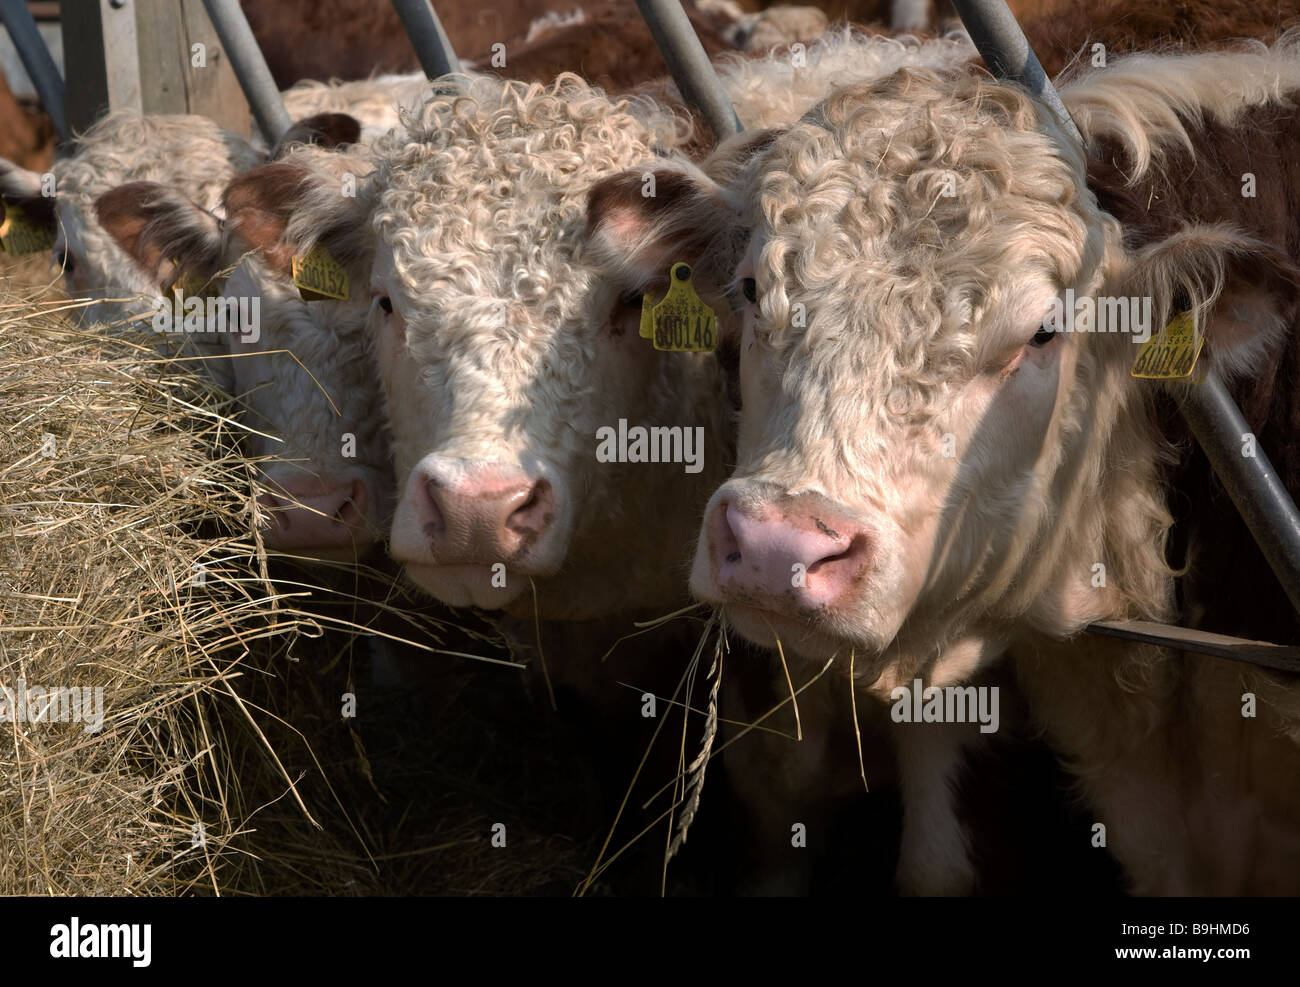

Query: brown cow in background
[0,67,52,171]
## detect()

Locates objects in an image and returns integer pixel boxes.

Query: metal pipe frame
[951,0,1300,618]
[0,0,66,139]
[1177,371,1300,614]
[200,0,291,144]
[633,0,741,141]
[949,0,1080,140]
[389,0,460,80]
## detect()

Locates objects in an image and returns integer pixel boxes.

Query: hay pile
[0,275,622,895]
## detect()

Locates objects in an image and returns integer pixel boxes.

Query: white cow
[366,33,981,892]
[589,34,1300,893]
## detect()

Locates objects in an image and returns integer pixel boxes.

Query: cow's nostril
[808,533,868,573]
[422,477,446,534]
[711,501,742,568]
[506,479,552,536]
[335,480,368,526]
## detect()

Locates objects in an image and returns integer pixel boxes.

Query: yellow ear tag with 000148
[0,202,54,256]
[1131,310,1205,380]
[291,243,349,302]
[638,262,717,352]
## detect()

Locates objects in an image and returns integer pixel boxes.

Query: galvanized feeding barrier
[2,0,1298,672]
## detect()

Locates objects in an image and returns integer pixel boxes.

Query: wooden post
[135,0,249,135]
[59,0,250,137]
[61,0,140,134]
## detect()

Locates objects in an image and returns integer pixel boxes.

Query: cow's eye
[742,277,757,304]
[1029,324,1055,347]
[378,295,393,315]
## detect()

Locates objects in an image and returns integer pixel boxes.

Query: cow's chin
[402,562,529,610]
[722,605,858,662]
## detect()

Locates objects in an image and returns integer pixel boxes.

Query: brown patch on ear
[222,163,313,276]
[586,169,698,232]
[585,168,726,278]
[94,181,222,290]
[272,112,363,159]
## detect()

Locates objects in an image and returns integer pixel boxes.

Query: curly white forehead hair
[745,64,1104,426]
[370,74,691,335]
[57,110,263,219]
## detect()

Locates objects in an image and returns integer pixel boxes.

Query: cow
[0,111,262,389]
[584,32,1300,893]
[0,66,53,172]
[456,2,732,95]
[217,143,394,557]
[279,73,428,143]
[0,74,427,331]
[371,33,971,617]
[93,127,394,558]
[1020,0,1300,79]
[363,33,1001,893]
[240,0,755,88]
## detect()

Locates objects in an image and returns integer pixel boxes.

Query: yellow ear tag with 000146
[1131,310,1205,380]
[638,262,717,352]
[0,202,54,256]
[291,243,349,302]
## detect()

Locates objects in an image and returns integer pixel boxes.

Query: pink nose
[258,476,373,552]
[408,468,554,563]
[708,500,870,613]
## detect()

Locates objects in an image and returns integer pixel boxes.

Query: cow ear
[585,165,734,287]
[221,163,314,277]
[584,128,779,286]
[94,181,224,292]
[272,112,363,159]
[1119,223,1300,377]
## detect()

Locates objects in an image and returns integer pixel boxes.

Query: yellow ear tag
[169,259,218,300]
[291,242,349,302]
[1131,310,1205,380]
[0,202,54,256]
[638,262,717,352]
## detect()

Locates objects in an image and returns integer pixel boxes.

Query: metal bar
[200,0,290,144]
[0,0,66,138]
[1087,620,1300,674]
[950,0,1080,140]
[634,0,741,141]
[951,0,1300,619]
[389,0,460,79]
[1178,371,1300,615]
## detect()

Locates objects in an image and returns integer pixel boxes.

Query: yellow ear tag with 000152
[638,262,717,352]
[1131,310,1205,380]
[291,242,349,302]
[0,202,54,256]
